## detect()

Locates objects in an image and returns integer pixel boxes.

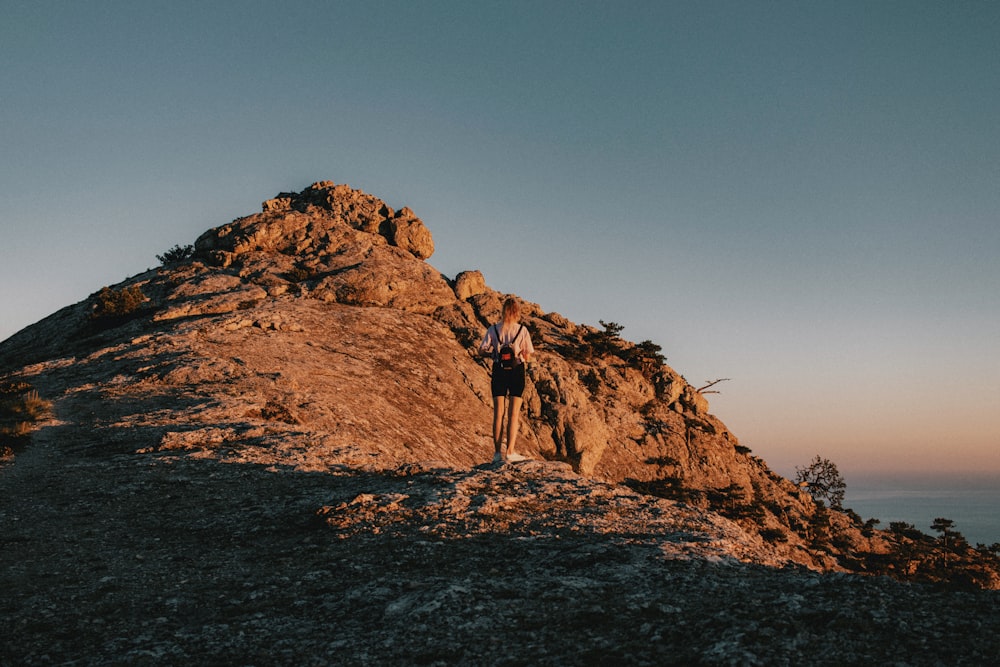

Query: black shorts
[491,363,526,398]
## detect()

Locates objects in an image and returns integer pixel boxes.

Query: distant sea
[843,472,1000,547]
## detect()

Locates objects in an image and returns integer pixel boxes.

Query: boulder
[385,207,435,259]
[453,270,487,300]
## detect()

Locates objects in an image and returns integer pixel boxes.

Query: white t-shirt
[479,322,534,365]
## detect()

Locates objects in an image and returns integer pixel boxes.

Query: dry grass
[0,382,51,455]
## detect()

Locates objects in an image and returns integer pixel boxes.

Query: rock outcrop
[3,181,1000,664]
[3,181,997,577]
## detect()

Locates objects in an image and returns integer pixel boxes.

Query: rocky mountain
[3,181,1000,664]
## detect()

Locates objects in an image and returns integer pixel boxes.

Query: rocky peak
[195,181,435,266]
[2,181,998,592]
[5,180,1000,664]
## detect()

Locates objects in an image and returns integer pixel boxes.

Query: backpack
[495,324,524,370]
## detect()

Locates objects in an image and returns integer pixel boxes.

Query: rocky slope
[0,183,829,561]
[3,181,999,664]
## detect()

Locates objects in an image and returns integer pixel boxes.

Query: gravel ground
[4,431,1000,667]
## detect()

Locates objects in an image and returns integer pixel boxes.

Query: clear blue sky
[2,1,998,478]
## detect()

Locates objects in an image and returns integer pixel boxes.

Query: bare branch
[696,378,731,394]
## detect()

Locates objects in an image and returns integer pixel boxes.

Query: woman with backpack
[479,296,535,463]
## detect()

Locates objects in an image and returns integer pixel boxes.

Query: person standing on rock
[480,297,534,463]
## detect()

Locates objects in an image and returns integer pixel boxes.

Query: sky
[2,0,998,479]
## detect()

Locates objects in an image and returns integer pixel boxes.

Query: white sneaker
[506,452,529,462]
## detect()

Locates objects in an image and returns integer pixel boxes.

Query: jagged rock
[384,206,434,259]
[311,247,454,314]
[0,180,965,575]
[196,182,434,261]
[261,195,294,212]
[154,274,268,321]
[529,353,613,475]
[681,383,710,415]
[453,269,487,300]
[3,180,1000,664]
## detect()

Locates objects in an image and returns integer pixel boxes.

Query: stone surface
[453,269,488,301]
[2,181,999,664]
[3,433,1000,665]
[385,206,435,259]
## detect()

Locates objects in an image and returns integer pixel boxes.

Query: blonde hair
[501,297,520,325]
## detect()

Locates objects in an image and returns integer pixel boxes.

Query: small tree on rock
[156,244,194,265]
[794,455,846,510]
[931,517,957,543]
[584,320,625,357]
[931,517,966,554]
[931,517,963,568]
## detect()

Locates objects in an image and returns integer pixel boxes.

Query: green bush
[91,285,146,319]
[889,521,926,540]
[629,339,666,367]
[579,321,668,380]
[584,320,625,357]
[90,285,148,329]
[156,244,194,264]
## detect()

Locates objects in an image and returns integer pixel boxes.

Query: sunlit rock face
[3,181,998,615]
[0,181,923,573]
[4,180,1000,664]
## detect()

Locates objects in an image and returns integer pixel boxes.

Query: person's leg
[504,365,527,460]
[505,396,523,459]
[492,395,507,458]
